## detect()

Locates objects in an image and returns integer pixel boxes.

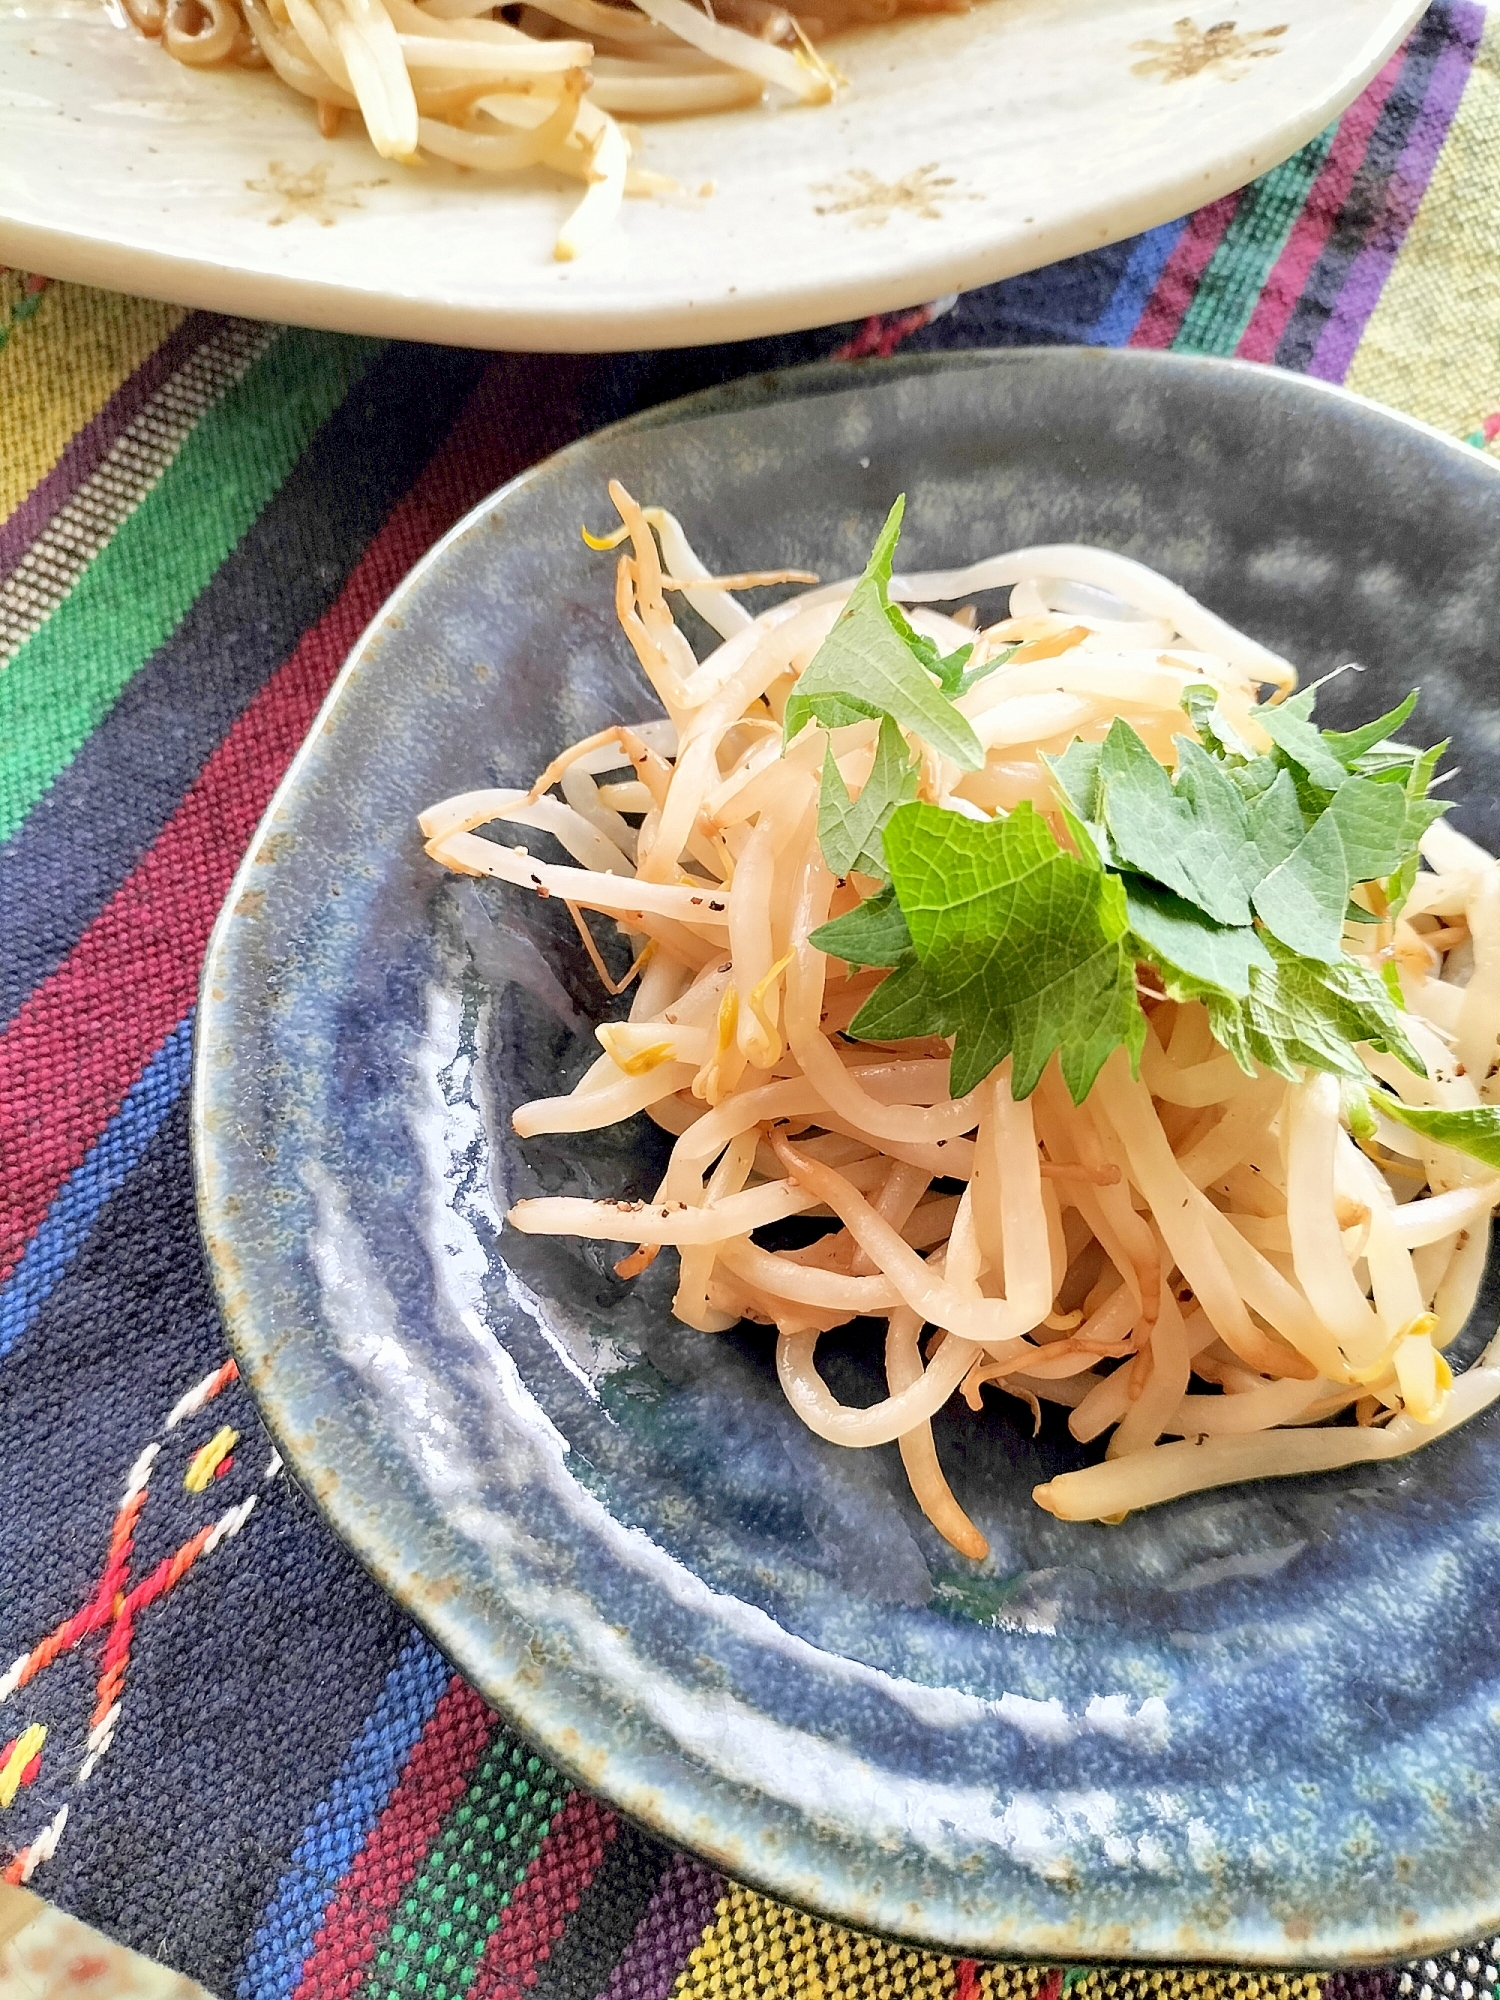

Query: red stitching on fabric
[0,1357,258,1886]
[0,354,588,1286]
[2,1357,241,1703]
[1129,192,1241,349]
[290,1677,496,2000]
[92,1521,216,1728]
[467,1790,619,2000]
[831,306,933,361]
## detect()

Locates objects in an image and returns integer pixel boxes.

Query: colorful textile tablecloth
[6,4,1500,1994]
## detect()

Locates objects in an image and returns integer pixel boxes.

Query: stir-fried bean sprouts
[420,486,1500,1552]
[122,0,945,256]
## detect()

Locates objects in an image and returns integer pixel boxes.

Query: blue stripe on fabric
[1086,218,1192,347]
[0,1012,195,1365]
[236,1630,451,2000]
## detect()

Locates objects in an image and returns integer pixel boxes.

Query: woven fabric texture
[5,5,1500,1991]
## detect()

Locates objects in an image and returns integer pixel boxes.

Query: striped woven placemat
[4,4,1500,1992]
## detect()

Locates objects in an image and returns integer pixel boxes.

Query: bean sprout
[124,0,865,256]
[421,485,1500,1549]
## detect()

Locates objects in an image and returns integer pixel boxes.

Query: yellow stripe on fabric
[184,1426,237,1492]
[671,1884,1328,2000]
[1068,1972,1321,2000]
[0,280,184,528]
[0,1725,45,1810]
[1344,11,1500,439]
[671,1882,1025,2000]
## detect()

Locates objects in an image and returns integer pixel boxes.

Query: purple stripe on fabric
[0,311,219,587]
[1307,4,1484,382]
[593,1851,723,2000]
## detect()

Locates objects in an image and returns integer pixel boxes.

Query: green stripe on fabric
[1171,122,1341,356]
[362,1736,568,2000]
[0,327,383,846]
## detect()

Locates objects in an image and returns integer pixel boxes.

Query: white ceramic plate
[0,0,1423,351]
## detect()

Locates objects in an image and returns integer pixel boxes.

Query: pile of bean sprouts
[419,482,1500,1547]
[119,0,938,258]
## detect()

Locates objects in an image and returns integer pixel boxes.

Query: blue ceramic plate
[193,349,1500,1968]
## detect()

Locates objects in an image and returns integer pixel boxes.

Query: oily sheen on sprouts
[419,484,1500,1551]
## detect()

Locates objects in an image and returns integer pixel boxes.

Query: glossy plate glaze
[0,0,1422,350]
[195,349,1500,1965]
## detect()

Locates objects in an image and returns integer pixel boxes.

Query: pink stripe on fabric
[1308,6,1484,381]
[1235,48,1405,364]
[1127,193,1242,349]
